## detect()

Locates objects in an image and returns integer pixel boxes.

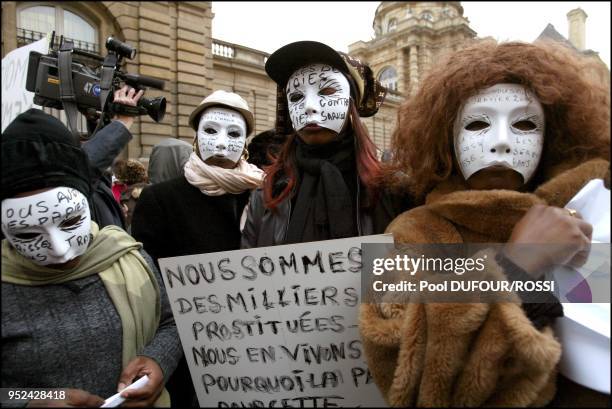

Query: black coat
[83,120,133,230]
[241,182,410,248]
[130,175,249,408]
[131,175,249,268]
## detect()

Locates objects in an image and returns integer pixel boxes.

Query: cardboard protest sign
[2,35,49,132]
[158,234,392,408]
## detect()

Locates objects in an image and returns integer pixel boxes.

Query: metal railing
[17,27,99,53]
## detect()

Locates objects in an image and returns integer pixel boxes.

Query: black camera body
[26,52,101,111]
[25,34,166,129]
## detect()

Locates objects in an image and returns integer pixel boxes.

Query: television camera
[26,33,166,139]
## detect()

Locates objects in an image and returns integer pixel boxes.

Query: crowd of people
[1,36,609,408]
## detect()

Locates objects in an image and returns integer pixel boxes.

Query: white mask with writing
[197,107,247,165]
[1,187,92,265]
[453,83,545,183]
[286,63,351,134]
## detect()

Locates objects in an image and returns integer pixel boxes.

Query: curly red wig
[383,39,610,199]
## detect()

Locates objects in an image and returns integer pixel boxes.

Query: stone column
[409,45,419,95]
[176,2,212,146]
[397,46,407,94]
[567,8,587,51]
[1,2,17,57]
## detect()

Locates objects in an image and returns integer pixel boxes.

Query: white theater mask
[286,63,351,134]
[1,187,92,266]
[197,107,247,166]
[453,83,545,183]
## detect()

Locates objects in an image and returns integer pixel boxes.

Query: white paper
[553,178,611,394]
[101,375,150,408]
[565,179,610,242]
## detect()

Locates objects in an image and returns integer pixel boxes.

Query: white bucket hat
[188,90,255,136]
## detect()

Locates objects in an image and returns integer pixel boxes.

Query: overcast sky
[211,1,611,69]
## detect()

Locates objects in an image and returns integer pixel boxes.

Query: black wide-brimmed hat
[265,41,387,135]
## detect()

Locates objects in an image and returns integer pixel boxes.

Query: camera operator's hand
[113,85,144,130]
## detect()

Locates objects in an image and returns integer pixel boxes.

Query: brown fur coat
[360,159,609,407]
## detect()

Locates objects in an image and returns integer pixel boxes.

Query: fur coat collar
[360,158,609,407]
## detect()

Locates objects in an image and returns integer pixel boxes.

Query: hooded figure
[148,138,193,185]
[360,40,610,407]
[241,41,409,248]
[1,109,181,407]
[130,90,264,407]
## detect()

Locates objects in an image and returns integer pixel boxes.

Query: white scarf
[184,152,264,196]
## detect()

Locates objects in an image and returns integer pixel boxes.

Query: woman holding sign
[360,40,610,406]
[241,41,408,248]
[131,90,264,407]
[1,109,181,407]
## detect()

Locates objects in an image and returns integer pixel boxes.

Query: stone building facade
[2,1,215,162]
[2,2,608,160]
[348,2,476,96]
[210,39,276,141]
[535,8,610,89]
[347,2,477,150]
[0,1,410,158]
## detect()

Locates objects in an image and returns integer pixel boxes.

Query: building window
[387,18,397,33]
[378,66,398,91]
[17,4,99,53]
[17,4,101,137]
[421,11,434,22]
[442,7,456,18]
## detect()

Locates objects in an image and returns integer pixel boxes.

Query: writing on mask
[454,83,545,183]
[286,63,350,134]
[1,187,92,264]
[197,107,247,165]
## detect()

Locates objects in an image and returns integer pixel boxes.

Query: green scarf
[2,222,170,406]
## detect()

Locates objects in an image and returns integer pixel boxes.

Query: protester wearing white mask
[130,90,263,407]
[453,83,545,188]
[360,40,610,407]
[1,109,181,407]
[241,41,408,249]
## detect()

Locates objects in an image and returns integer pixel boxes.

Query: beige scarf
[2,222,170,406]
[184,152,264,196]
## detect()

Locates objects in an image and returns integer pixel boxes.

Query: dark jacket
[132,175,249,267]
[82,120,132,229]
[131,174,249,408]
[241,180,409,248]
